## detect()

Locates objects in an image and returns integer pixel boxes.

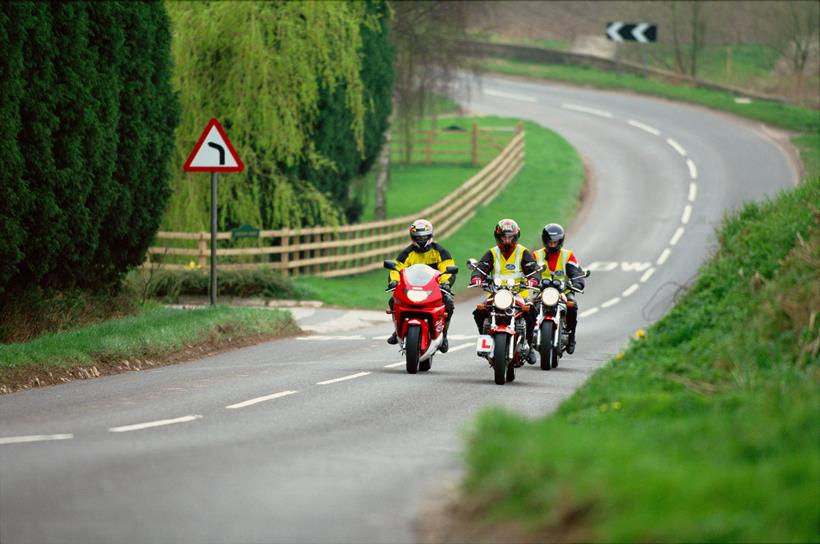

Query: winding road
[0,75,798,544]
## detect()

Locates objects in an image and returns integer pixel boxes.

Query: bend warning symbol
[183,118,244,172]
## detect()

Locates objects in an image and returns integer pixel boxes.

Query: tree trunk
[374,129,390,221]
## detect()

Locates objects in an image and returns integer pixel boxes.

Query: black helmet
[494,218,520,251]
[542,223,565,254]
[409,219,434,252]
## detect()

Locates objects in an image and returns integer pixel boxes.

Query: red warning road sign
[183,118,244,172]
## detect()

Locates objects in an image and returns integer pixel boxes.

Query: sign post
[183,118,244,305]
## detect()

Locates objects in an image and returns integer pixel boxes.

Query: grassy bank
[0,305,299,392]
[456,177,819,542]
[474,58,819,134]
[295,116,583,309]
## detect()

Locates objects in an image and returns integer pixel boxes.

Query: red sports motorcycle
[384,260,458,374]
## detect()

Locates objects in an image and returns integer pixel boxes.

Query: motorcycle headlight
[406,289,431,303]
[494,290,513,310]
[542,287,560,306]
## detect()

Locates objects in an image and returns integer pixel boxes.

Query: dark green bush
[134,269,305,302]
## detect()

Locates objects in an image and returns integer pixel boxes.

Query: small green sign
[231,224,260,240]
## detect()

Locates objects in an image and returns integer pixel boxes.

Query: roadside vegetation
[0,305,298,393]
[453,176,819,542]
[294,115,583,310]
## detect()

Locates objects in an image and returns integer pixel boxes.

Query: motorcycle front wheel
[539,321,555,371]
[493,334,508,385]
[406,325,421,374]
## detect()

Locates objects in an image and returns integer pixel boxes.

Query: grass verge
[449,177,820,542]
[0,304,299,393]
[294,115,583,309]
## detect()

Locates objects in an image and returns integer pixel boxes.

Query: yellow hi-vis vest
[490,245,529,298]
[534,248,575,294]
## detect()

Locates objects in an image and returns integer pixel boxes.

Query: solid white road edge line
[622,284,639,297]
[670,227,685,246]
[449,342,474,353]
[657,248,671,265]
[317,372,371,385]
[226,390,298,410]
[601,297,621,308]
[681,205,692,224]
[579,307,599,318]
[627,119,661,136]
[666,138,687,156]
[562,103,613,118]
[483,89,537,103]
[0,434,73,445]
[109,415,202,433]
[687,159,698,179]
[689,182,698,201]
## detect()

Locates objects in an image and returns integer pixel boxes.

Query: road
[0,75,797,544]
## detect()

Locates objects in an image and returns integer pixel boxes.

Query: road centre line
[449,342,474,353]
[670,227,685,246]
[561,103,613,118]
[317,372,371,385]
[483,88,537,103]
[298,335,367,341]
[627,119,661,136]
[601,297,621,308]
[640,267,656,283]
[109,415,202,433]
[579,307,600,318]
[371,335,391,340]
[0,434,73,446]
[657,248,671,265]
[681,205,692,224]
[226,390,298,410]
[622,284,639,297]
[384,362,404,368]
[689,182,698,202]
[687,159,698,179]
[666,138,687,156]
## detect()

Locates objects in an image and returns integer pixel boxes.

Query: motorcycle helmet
[494,218,520,252]
[542,223,565,254]
[409,219,434,252]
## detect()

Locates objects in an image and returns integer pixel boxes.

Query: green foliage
[462,178,820,542]
[131,268,302,302]
[295,117,583,309]
[0,304,297,369]
[0,2,178,304]
[164,1,393,230]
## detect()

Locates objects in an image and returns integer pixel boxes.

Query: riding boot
[387,331,398,345]
[440,320,450,353]
[566,329,576,354]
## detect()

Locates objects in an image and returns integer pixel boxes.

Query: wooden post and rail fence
[146,122,525,278]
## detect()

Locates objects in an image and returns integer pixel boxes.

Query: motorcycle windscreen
[403,264,438,287]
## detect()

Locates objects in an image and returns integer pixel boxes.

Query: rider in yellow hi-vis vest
[386,219,456,352]
[532,223,585,354]
[469,218,539,364]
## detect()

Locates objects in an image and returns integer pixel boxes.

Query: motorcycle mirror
[444,265,459,275]
[383,260,398,271]
[466,258,478,267]
[584,269,591,278]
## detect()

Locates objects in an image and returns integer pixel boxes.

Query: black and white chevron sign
[606,22,657,43]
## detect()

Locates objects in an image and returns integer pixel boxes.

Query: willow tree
[165,1,377,231]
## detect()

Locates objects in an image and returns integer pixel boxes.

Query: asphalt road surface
[0,75,798,544]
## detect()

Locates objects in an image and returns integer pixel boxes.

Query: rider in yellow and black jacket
[387,219,456,351]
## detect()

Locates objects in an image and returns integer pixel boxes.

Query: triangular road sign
[183,118,244,172]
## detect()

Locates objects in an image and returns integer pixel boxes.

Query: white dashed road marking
[666,138,687,156]
[317,372,371,385]
[449,342,474,353]
[640,267,656,283]
[579,307,600,318]
[681,205,692,224]
[384,362,404,368]
[562,103,613,118]
[0,434,73,446]
[687,159,698,179]
[622,284,639,297]
[657,248,671,265]
[483,89,537,103]
[226,390,298,410]
[627,119,661,136]
[670,227,685,246]
[298,335,367,341]
[109,415,202,433]
[689,182,698,202]
[601,297,621,309]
